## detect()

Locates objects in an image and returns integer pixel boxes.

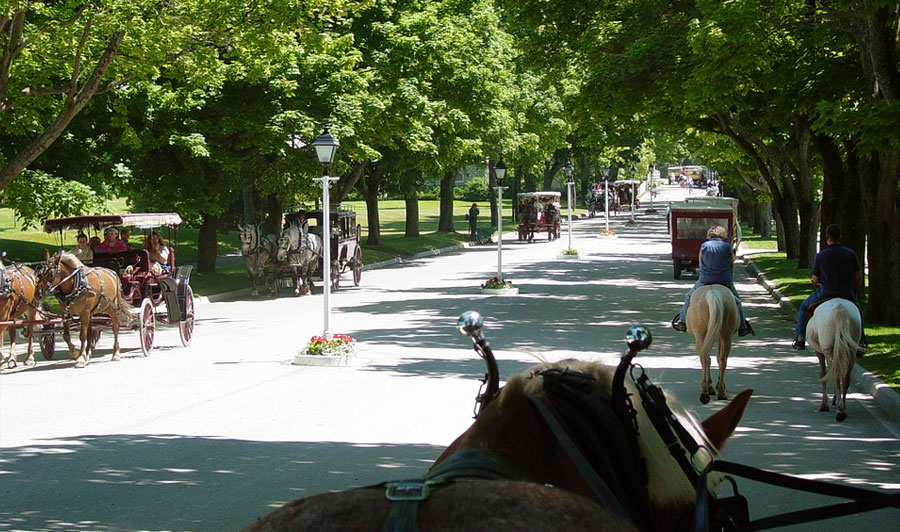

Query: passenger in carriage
[119,228,132,249]
[69,233,93,264]
[96,227,128,253]
[89,236,101,251]
[144,231,172,275]
[672,225,754,337]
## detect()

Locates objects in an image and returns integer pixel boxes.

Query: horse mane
[507,359,716,511]
[56,251,84,270]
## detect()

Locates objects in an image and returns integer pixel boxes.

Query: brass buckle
[384,481,430,501]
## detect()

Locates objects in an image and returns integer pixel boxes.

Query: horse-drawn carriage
[265,208,363,296]
[516,191,562,242]
[611,179,641,213]
[668,202,735,279]
[0,214,196,368]
[586,183,612,217]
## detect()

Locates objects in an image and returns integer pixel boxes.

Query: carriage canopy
[44,213,183,233]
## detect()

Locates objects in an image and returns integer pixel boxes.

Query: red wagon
[668,202,735,280]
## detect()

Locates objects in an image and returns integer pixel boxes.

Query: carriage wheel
[139,298,155,357]
[39,332,56,360]
[331,262,340,291]
[179,285,195,347]
[352,248,362,286]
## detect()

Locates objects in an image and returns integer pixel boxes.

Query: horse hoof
[74,359,86,369]
[718,394,728,401]
[819,404,829,412]
[700,393,710,404]
[836,411,847,422]
[7,359,17,369]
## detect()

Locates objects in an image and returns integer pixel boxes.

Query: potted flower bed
[294,334,356,366]
[558,248,579,259]
[480,277,519,295]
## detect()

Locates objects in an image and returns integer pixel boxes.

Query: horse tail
[114,281,134,325]
[820,303,859,384]
[700,289,724,357]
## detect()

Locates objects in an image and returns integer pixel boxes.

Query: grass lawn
[741,225,899,390]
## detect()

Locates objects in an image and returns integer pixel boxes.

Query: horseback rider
[672,225,754,337]
[792,224,867,351]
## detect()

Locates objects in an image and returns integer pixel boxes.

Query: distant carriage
[516,191,562,242]
[269,208,363,294]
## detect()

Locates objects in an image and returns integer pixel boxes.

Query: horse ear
[701,388,752,450]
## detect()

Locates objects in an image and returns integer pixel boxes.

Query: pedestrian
[792,224,867,351]
[468,203,479,241]
[672,225,754,336]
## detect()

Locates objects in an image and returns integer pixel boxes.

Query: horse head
[276,224,299,263]
[439,318,753,531]
[238,224,259,254]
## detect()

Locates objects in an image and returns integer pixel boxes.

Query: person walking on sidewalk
[792,224,867,351]
[672,225,754,336]
[468,203,479,241]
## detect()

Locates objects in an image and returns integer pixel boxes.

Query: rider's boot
[738,320,755,337]
[671,313,687,332]
[792,334,805,350]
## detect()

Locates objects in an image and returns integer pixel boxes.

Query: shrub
[457,177,490,202]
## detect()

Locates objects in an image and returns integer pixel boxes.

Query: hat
[105,227,119,235]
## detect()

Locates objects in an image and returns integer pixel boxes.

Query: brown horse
[43,251,133,368]
[686,284,740,404]
[242,359,752,532]
[0,264,42,368]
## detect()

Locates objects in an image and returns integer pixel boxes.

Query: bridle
[458,314,900,532]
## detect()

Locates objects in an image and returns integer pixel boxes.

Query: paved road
[1,185,897,531]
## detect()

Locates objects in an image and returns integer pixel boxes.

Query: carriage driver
[672,225,754,337]
[792,224,867,351]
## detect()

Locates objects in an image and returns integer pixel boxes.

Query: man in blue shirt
[792,224,866,351]
[672,226,754,336]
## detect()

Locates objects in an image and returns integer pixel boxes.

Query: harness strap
[528,394,639,529]
[380,449,534,532]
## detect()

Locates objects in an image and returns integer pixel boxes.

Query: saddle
[804,296,857,320]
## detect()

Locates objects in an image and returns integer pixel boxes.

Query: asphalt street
[1,184,897,531]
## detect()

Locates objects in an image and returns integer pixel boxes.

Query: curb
[741,254,900,423]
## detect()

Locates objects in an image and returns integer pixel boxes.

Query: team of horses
[239,222,322,297]
[0,251,133,370]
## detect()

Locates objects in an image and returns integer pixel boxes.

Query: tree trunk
[511,166,522,224]
[860,150,900,324]
[757,201,772,238]
[360,165,382,245]
[524,171,536,193]
[197,212,219,273]
[264,194,283,235]
[813,133,866,261]
[404,188,419,237]
[793,117,818,269]
[438,170,456,232]
[541,148,566,190]
[773,208,786,252]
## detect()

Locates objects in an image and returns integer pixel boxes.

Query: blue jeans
[680,280,748,329]
[795,288,865,341]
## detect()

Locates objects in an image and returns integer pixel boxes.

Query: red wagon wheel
[39,302,55,360]
[179,285,195,347]
[139,298,155,357]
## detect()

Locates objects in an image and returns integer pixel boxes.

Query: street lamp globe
[494,156,507,183]
[601,166,610,179]
[312,123,339,168]
[563,159,574,183]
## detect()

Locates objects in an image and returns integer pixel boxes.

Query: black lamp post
[311,123,340,339]
[493,155,507,280]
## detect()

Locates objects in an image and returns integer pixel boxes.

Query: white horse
[807,298,863,422]
[238,224,278,297]
[276,223,322,296]
[686,284,740,404]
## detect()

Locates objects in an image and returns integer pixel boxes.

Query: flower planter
[293,352,353,366]
[481,287,519,295]
[557,253,579,260]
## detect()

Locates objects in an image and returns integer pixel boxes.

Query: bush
[417,185,441,200]
[457,177,490,202]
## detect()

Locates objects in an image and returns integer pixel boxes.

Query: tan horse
[686,284,739,404]
[242,359,752,532]
[43,251,133,368]
[807,298,862,422]
[0,264,42,368]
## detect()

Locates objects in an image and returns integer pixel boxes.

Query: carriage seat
[92,249,151,276]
